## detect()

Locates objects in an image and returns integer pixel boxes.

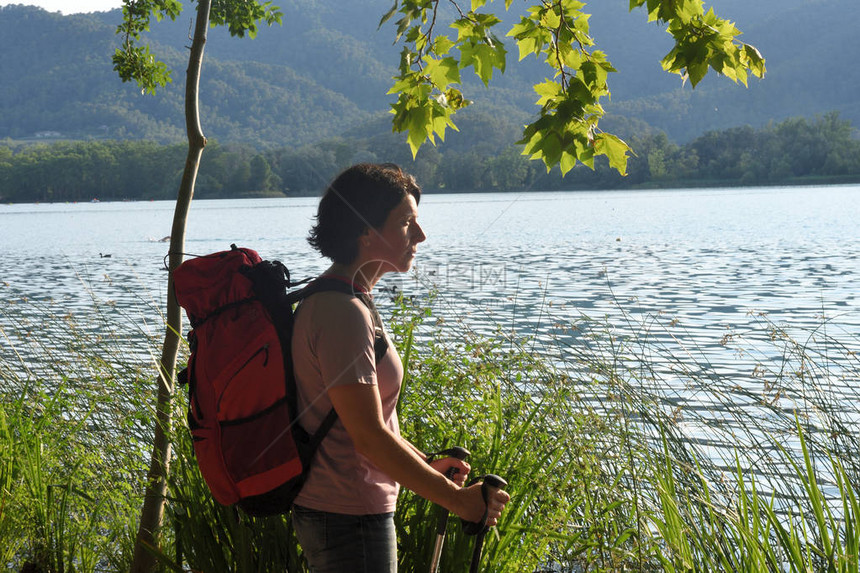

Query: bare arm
[399,438,470,485]
[328,383,506,524]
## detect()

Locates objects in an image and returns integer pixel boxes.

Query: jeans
[292,505,397,573]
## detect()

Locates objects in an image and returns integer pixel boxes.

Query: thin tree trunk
[130,1,211,571]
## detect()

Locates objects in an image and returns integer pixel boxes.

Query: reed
[534,291,860,572]
[388,293,647,572]
[163,423,305,572]
[1,292,158,571]
[1,280,858,572]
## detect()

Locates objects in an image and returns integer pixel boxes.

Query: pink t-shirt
[291,290,403,514]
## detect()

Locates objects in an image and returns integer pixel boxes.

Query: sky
[0,1,123,14]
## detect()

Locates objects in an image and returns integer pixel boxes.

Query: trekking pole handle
[482,474,507,492]
[468,474,508,573]
[446,447,469,467]
[479,474,508,531]
[435,446,470,468]
[435,447,470,535]
[426,446,470,480]
[429,447,471,573]
[462,474,508,536]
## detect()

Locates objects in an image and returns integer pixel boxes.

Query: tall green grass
[540,296,860,572]
[1,292,159,571]
[2,281,858,572]
[387,294,650,572]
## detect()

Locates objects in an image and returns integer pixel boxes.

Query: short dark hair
[308,163,422,265]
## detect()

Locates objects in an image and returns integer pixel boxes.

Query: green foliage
[0,292,159,571]
[644,421,860,572]
[509,1,624,175]
[113,0,283,95]
[112,43,173,95]
[0,140,186,202]
[210,0,283,38]
[383,0,764,176]
[113,0,183,93]
[11,1,860,152]
[3,113,857,203]
[627,0,766,88]
[3,268,860,571]
[688,111,860,185]
[387,295,637,572]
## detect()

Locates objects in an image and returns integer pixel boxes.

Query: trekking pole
[466,474,508,573]
[428,446,470,573]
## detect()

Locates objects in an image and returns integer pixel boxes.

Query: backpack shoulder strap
[292,276,390,451]
[296,277,389,362]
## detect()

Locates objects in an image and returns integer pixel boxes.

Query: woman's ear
[359,227,372,248]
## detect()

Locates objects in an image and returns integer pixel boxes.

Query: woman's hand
[429,457,470,486]
[454,480,510,527]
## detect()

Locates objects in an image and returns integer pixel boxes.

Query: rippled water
[3,186,859,462]
[3,184,858,352]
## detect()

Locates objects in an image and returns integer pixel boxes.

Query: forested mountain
[0,0,857,149]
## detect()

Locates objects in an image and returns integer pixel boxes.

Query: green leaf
[593,132,631,176]
[472,12,502,28]
[387,72,418,96]
[112,45,172,94]
[403,99,431,154]
[443,88,470,111]
[559,150,577,174]
[678,0,704,24]
[431,108,457,141]
[687,59,708,87]
[580,60,608,91]
[564,77,597,109]
[540,131,563,167]
[432,35,456,56]
[508,18,549,61]
[450,18,476,42]
[560,0,587,12]
[459,40,506,85]
[572,10,591,35]
[378,0,399,28]
[152,0,182,21]
[533,79,563,106]
[743,44,766,78]
[557,43,583,71]
[425,57,461,90]
[541,9,560,29]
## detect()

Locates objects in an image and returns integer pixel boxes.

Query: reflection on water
[3,186,858,343]
[3,186,859,481]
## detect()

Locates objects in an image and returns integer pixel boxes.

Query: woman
[291,163,509,572]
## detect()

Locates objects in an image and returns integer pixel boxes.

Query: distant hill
[0,0,857,148]
[600,0,860,141]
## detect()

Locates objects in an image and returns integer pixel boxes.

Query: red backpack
[173,245,386,516]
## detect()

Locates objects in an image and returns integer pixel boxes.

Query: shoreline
[4,178,860,205]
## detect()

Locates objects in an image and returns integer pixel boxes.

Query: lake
[3,184,858,332]
[2,185,859,466]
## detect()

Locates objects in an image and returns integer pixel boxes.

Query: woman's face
[364,194,426,273]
